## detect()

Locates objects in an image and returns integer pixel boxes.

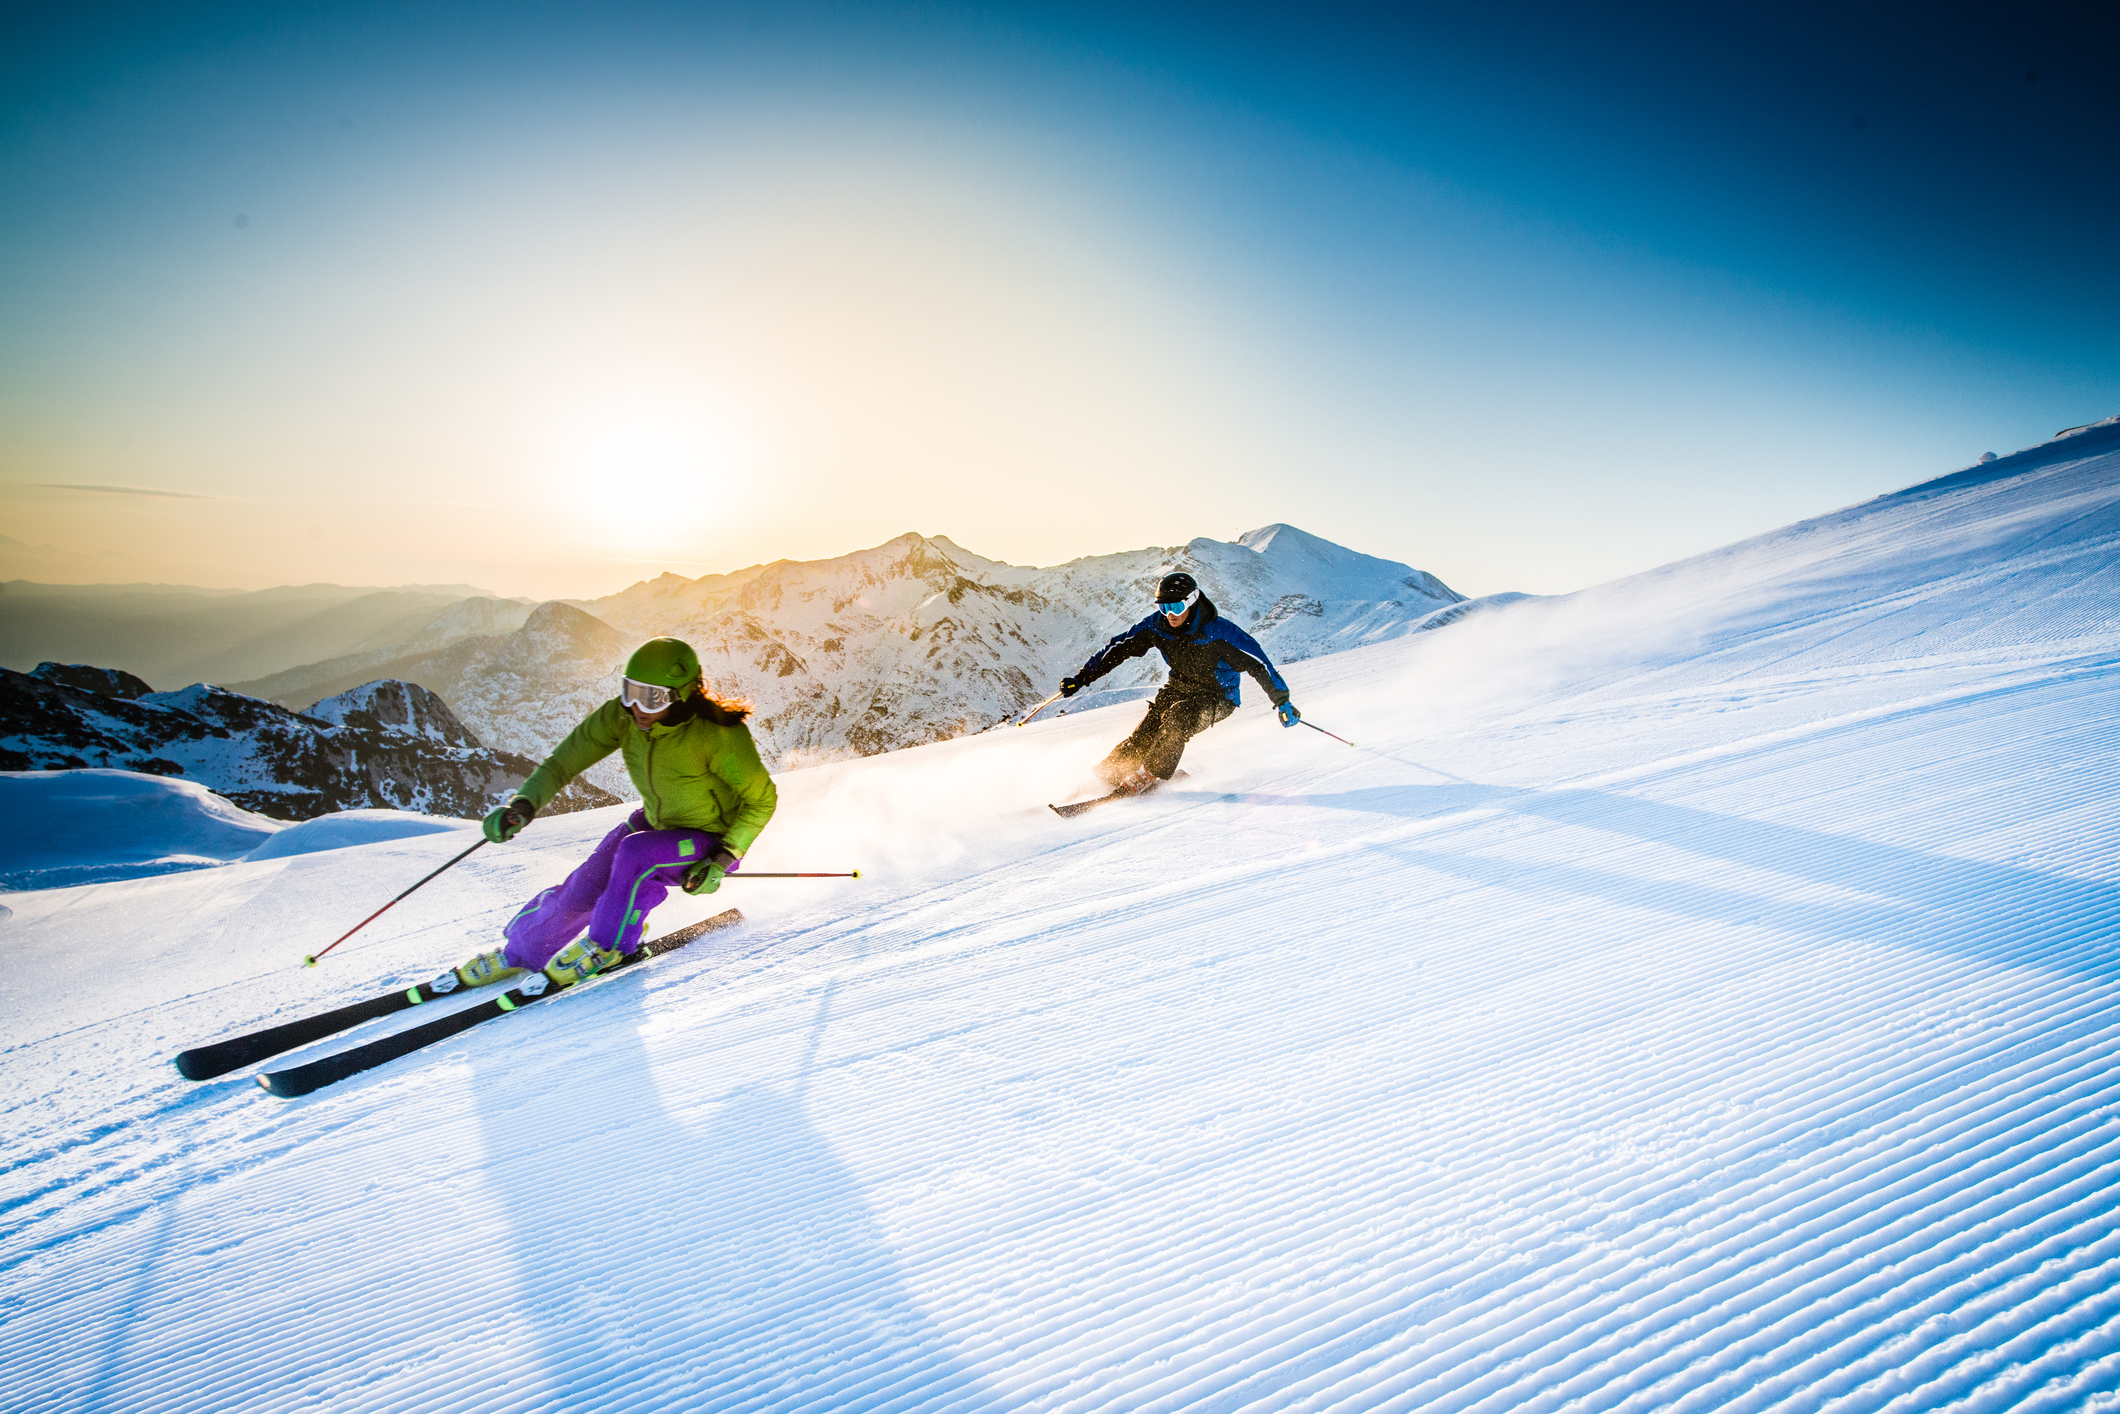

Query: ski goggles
[620,677,678,715]
[1158,589,1200,617]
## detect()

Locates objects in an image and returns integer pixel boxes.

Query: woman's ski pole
[1015,689,1065,727]
[737,871,862,878]
[305,837,487,966]
[1302,719,1356,748]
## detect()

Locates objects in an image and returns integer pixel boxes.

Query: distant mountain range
[0,578,530,688]
[216,524,1471,796]
[6,524,1484,808]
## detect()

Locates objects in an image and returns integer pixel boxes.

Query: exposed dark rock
[31,662,153,699]
[0,667,619,822]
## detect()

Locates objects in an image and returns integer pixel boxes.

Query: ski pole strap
[1301,719,1356,747]
[305,837,487,966]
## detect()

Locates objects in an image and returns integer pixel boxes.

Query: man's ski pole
[304,838,486,967]
[1015,689,1065,727]
[1302,720,1356,748]
[737,871,862,879]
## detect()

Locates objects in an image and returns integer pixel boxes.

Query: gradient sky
[2,1,2114,601]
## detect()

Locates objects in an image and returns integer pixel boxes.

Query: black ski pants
[1096,688,1235,785]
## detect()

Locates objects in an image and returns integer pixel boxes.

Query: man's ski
[254,908,742,1098]
[1050,770,1186,818]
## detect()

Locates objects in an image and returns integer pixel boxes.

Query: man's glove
[1060,677,1084,698]
[482,797,536,843]
[1277,701,1302,729]
[683,848,741,895]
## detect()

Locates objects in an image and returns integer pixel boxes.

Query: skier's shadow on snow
[468,975,998,1411]
[1232,784,2120,979]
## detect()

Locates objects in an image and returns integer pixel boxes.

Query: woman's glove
[683,848,742,895]
[482,797,537,843]
[1060,677,1084,698]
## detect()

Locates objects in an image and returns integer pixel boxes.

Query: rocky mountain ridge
[230,523,1466,798]
[0,664,616,821]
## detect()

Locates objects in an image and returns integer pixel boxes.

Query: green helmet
[624,637,701,696]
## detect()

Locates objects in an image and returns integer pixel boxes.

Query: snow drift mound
[240,809,473,863]
[0,769,478,889]
[0,769,281,890]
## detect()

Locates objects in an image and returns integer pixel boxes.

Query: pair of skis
[175,908,743,1098]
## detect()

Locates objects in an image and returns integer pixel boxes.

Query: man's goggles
[621,677,678,714]
[1158,589,1200,617]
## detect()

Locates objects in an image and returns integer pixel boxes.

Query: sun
[550,400,746,552]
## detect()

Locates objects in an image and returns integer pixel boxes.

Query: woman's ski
[172,909,740,1088]
[254,908,741,1098]
[175,981,454,1081]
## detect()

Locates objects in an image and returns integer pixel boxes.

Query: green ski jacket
[516,698,779,855]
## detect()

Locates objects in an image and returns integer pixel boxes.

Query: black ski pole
[736,871,862,878]
[1302,719,1356,747]
[304,838,486,967]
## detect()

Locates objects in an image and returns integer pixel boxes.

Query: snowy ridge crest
[579,523,1464,773]
[232,524,1463,789]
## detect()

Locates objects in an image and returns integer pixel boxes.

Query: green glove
[482,797,536,843]
[683,848,740,895]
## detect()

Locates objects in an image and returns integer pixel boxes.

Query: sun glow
[546,398,750,561]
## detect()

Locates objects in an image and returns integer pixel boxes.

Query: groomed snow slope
[5,427,2120,1412]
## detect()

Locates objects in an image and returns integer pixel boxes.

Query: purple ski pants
[500,809,725,970]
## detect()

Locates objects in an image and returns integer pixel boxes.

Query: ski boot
[430,948,522,994]
[543,938,624,988]
[1112,764,1163,796]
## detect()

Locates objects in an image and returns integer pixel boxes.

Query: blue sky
[2,1,2113,598]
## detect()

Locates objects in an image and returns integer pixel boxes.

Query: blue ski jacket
[1074,594,1291,708]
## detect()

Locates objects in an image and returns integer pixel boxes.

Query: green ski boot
[544,938,623,988]
[431,948,522,994]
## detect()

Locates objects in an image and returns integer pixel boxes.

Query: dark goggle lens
[622,679,674,713]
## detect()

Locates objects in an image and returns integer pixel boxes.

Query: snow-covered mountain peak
[233,524,1465,789]
[307,680,480,749]
[1236,521,1450,596]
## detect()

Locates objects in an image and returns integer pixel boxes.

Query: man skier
[443,636,778,992]
[1058,570,1301,794]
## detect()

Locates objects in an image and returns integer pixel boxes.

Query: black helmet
[1156,571,1197,603]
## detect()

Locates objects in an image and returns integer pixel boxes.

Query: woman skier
[1057,571,1301,795]
[443,636,777,992]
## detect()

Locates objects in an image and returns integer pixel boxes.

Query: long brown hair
[684,674,751,725]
